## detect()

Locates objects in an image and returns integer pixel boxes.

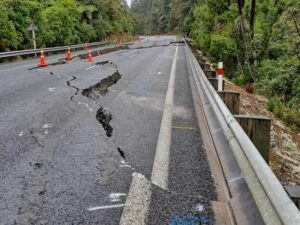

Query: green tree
[0,2,19,51]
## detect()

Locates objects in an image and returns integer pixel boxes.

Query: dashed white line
[119,160,135,170]
[48,87,55,92]
[87,204,125,211]
[41,124,53,129]
[78,102,93,112]
[110,193,127,203]
[86,65,98,70]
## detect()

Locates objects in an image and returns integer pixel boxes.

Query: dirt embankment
[224,80,300,186]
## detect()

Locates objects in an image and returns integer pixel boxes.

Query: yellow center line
[172,125,198,131]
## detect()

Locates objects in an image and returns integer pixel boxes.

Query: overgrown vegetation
[132,0,299,130]
[0,0,134,51]
[190,0,300,129]
[267,98,300,131]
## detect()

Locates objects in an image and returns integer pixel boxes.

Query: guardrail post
[208,78,225,91]
[204,69,216,78]
[234,115,271,163]
[203,62,211,70]
[218,91,240,114]
[284,186,300,209]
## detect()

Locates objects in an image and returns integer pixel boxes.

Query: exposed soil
[96,61,109,66]
[117,147,126,160]
[96,107,113,137]
[82,71,121,99]
[81,70,122,141]
[224,80,300,186]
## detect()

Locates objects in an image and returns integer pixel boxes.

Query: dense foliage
[131,0,201,34]
[0,0,134,51]
[132,0,300,129]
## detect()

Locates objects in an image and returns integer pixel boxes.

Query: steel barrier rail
[184,41,300,225]
[0,42,107,59]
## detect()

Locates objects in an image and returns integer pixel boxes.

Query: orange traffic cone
[65,48,71,60]
[84,43,88,51]
[87,49,93,62]
[39,49,47,67]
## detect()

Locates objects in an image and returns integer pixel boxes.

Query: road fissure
[82,71,121,99]
[66,76,79,102]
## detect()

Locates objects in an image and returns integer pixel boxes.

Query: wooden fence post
[234,115,271,163]
[218,91,240,114]
[208,78,225,91]
[204,70,216,79]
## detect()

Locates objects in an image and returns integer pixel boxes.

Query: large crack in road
[96,107,113,137]
[66,76,79,102]
[82,71,121,99]
[78,63,126,163]
[82,71,120,138]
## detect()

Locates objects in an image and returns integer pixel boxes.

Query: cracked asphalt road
[0,36,216,225]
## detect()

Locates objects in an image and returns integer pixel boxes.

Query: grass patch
[266,97,300,132]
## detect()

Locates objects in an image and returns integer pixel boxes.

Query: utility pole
[27,24,38,57]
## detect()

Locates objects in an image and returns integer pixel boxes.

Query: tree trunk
[249,0,257,81]
[237,0,243,16]
[249,0,256,39]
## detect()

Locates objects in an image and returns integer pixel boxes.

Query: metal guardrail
[184,41,300,225]
[0,42,107,59]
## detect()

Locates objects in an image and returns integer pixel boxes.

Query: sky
[126,0,132,6]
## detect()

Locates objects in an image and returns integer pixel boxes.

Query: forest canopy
[0,0,134,51]
[132,0,300,128]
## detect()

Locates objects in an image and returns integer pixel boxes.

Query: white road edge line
[119,173,151,225]
[151,44,178,189]
[120,44,179,225]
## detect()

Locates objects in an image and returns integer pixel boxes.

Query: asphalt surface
[0,36,216,225]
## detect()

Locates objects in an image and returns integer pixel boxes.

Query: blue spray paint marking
[169,215,213,225]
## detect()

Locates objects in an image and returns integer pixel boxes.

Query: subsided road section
[0,36,217,224]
